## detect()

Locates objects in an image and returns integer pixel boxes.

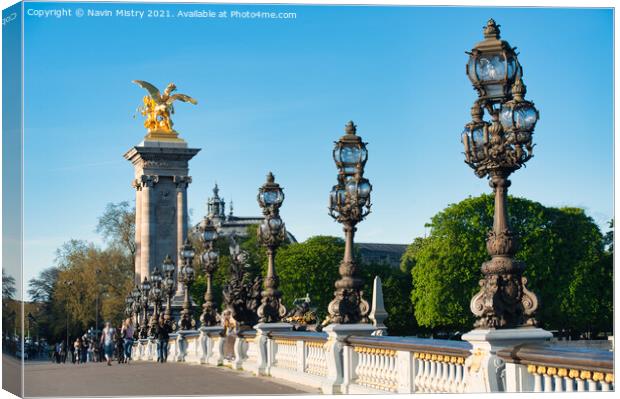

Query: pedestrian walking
[121,318,135,363]
[81,334,89,363]
[115,325,125,364]
[100,322,116,366]
[156,316,171,363]
[73,338,81,364]
[60,341,67,363]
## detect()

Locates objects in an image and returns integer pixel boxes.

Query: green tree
[96,201,136,257]
[404,194,613,336]
[275,236,344,321]
[28,201,137,343]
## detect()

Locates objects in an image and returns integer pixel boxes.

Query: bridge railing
[343,336,471,394]
[498,343,614,393]
[133,329,613,394]
[266,331,328,389]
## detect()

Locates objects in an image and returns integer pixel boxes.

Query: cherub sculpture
[132,80,197,134]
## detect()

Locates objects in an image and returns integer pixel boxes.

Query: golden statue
[133,80,197,141]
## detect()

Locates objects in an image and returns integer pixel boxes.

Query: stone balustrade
[265,331,329,390]
[344,336,471,394]
[132,328,613,395]
[498,343,614,393]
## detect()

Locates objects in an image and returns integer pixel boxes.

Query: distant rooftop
[195,183,297,243]
[357,243,408,268]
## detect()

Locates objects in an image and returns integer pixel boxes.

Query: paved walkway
[24,360,317,397]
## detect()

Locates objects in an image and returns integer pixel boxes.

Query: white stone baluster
[531,367,543,392]
[576,376,585,392]
[456,361,466,393]
[413,355,423,391]
[553,375,563,392]
[422,357,431,392]
[542,367,553,393]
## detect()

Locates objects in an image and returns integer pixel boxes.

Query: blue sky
[20,2,613,296]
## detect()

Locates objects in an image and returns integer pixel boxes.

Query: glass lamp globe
[132,285,141,299]
[268,216,282,231]
[357,179,372,202]
[258,172,285,208]
[141,278,151,292]
[261,187,284,207]
[181,242,195,260]
[462,122,489,164]
[162,256,175,274]
[499,101,539,138]
[334,142,368,176]
[466,19,521,102]
[333,121,368,177]
[201,222,218,243]
[329,184,346,210]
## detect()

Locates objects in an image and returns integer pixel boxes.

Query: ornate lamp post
[131,284,141,327]
[148,268,164,334]
[256,172,287,323]
[462,19,540,329]
[124,293,134,318]
[199,219,220,327]
[178,239,196,330]
[139,277,151,338]
[327,121,372,324]
[161,255,176,323]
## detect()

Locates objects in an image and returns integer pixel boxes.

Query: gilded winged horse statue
[132,80,197,135]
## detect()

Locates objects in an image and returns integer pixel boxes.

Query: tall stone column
[132,178,143,284]
[174,175,191,297]
[125,139,200,319]
[140,174,158,282]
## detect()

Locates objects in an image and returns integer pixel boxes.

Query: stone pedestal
[462,327,552,393]
[124,138,200,317]
[254,322,293,376]
[322,323,376,394]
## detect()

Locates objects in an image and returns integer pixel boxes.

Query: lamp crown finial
[483,18,501,39]
[511,74,526,100]
[345,120,357,135]
[267,172,275,183]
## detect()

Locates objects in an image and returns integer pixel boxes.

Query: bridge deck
[23,360,316,397]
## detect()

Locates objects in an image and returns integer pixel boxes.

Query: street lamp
[148,268,164,335]
[161,255,176,323]
[462,19,540,329]
[327,121,372,324]
[124,293,134,318]
[139,276,151,338]
[178,239,196,330]
[199,218,220,327]
[131,284,141,327]
[256,172,287,323]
